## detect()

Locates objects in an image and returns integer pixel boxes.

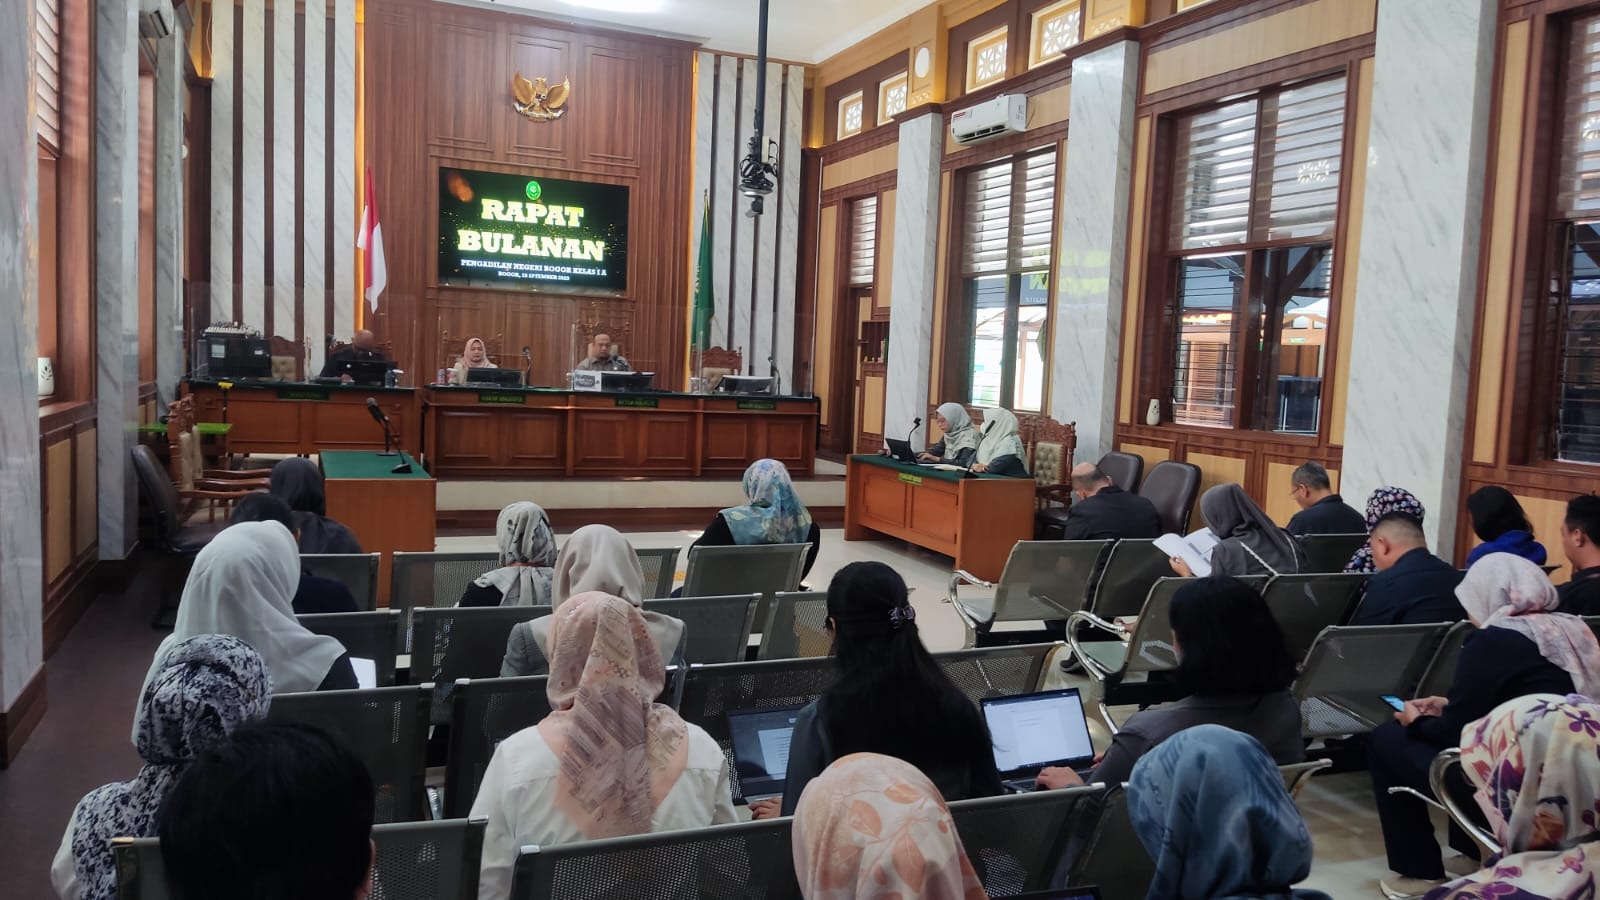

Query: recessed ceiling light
[559,0,664,12]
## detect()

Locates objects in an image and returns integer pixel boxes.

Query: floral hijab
[472,501,557,606]
[1346,486,1426,573]
[1456,554,1600,698]
[1426,694,1600,900]
[792,753,988,900]
[68,636,270,900]
[722,458,814,545]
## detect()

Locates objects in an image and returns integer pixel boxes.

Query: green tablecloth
[849,453,1019,482]
[319,451,431,480]
[137,422,232,435]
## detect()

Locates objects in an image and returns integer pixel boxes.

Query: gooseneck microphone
[522,345,534,386]
[367,398,397,457]
[907,417,922,445]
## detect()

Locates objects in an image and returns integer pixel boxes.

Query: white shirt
[51,819,81,900]
[470,722,737,900]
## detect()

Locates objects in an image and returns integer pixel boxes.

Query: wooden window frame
[877,72,909,127]
[966,25,1012,94]
[837,90,866,141]
[1029,0,1082,69]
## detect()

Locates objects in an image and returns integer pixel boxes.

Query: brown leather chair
[1137,460,1202,534]
[131,444,231,626]
[1098,451,1145,493]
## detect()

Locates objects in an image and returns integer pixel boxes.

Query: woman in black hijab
[268,459,363,554]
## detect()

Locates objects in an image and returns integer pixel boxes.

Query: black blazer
[1411,626,1575,749]
[1558,567,1600,616]
[1058,486,1163,541]
[691,514,823,579]
[1354,548,1466,626]
[1286,494,1367,536]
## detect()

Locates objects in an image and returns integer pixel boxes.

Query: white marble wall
[332,0,357,337]
[775,64,804,393]
[303,0,328,375]
[710,56,738,355]
[209,0,233,321]
[239,0,265,328]
[885,113,944,448]
[1052,40,1139,461]
[690,51,716,354]
[1340,0,1498,552]
[1,0,44,711]
[730,58,759,366]
[751,62,782,381]
[95,0,140,559]
[271,0,296,343]
[154,28,185,393]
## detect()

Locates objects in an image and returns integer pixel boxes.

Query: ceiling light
[559,0,663,13]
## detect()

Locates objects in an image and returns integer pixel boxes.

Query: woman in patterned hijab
[464,501,558,607]
[1128,724,1330,900]
[722,459,814,546]
[1347,486,1427,573]
[1426,694,1600,900]
[51,635,271,900]
[792,753,988,900]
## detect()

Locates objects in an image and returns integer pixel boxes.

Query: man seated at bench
[1054,462,1162,541]
[1354,512,1466,626]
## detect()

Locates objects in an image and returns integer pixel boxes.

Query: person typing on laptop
[915,403,980,467]
[1036,577,1303,789]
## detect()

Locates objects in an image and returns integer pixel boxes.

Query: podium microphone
[366,397,398,458]
[907,417,922,445]
[522,345,533,385]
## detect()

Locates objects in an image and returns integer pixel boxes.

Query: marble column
[1,0,44,717]
[1050,39,1139,462]
[154,26,186,394]
[96,0,141,561]
[1340,0,1498,552]
[885,112,944,448]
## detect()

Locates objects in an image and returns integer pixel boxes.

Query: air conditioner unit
[138,0,172,39]
[950,94,1027,146]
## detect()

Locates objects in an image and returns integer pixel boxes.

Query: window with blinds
[1558,15,1600,219]
[847,196,878,286]
[961,151,1057,276]
[36,0,62,152]
[1552,14,1600,463]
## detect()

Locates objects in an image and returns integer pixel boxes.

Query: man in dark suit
[1286,460,1366,536]
[1354,512,1465,626]
[1558,494,1600,615]
[318,329,389,381]
[1056,463,1163,541]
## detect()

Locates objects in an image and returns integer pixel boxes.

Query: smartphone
[1381,694,1406,711]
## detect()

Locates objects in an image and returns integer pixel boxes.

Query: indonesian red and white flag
[358,165,387,310]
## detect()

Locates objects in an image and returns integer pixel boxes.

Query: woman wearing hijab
[448,336,497,385]
[1170,484,1300,577]
[459,502,558,607]
[792,753,989,900]
[688,459,822,578]
[971,407,1029,476]
[1467,486,1548,567]
[472,592,735,899]
[268,458,363,555]
[918,402,981,467]
[500,524,685,677]
[1128,724,1331,900]
[52,635,271,900]
[1369,553,1600,896]
[160,520,358,692]
[1347,486,1427,573]
[1424,694,1600,900]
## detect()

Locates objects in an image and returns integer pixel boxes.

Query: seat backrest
[267,685,432,822]
[989,540,1115,623]
[680,657,837,804]
[757,591,831,660]
[1430,749,1502,858]
[643,594,760,664]
[636,546,682,599]
[681,543,808,600]
[1116,574,1267,677]
[935,643,1058,701]
[1065,785,1156,900]
[130,444,182,546]
[1137,461,1202,534]
[1414,620,1475,698]
[1261,573,1369,663]
[301,552,382,610]
[389,551,502,652]
[1585,616,1600,641]
[1296,533,1369,573]
[444,675,552,819]
[509,817,800,900]
[412,606,549,686]
[1279,759,1333,800]
[115,819,488,900]
[947,786,1103,897]
[298,610,402,686]
[1086,539,1171,621]
[1293,623,1453,738]
[1098,451,1145,492]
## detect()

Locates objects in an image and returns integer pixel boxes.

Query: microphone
[522,345,533,362]
[907,417,922,444]
[366,398,397,457]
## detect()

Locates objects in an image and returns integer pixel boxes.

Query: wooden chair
[268,335,302,381]
[438,331,506,379]
[699,344,743,389]
[573,306,633,365]
[164,396,270,521]
[1018,413,1077,512]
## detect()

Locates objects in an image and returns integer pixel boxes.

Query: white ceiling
[454,0,933,64]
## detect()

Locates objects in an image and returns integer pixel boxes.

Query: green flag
[691,193,714,350]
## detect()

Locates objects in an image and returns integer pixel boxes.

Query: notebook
[727,704,806,802]
[980,688,1098,793]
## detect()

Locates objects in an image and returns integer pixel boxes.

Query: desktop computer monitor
[718,375,775,395]
[466,367,524,388]
[600,371,655,392]
[337,359,392,386]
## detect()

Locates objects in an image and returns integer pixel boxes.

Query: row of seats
[112,762,1333,900]
[265,642,1062,822]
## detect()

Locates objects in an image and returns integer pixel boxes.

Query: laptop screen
[982,689,1096,775]
[727,704,805,800]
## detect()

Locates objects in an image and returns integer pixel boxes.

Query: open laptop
[883,438,921,463]
[980,688,1098,793]
[727,704,806,803]
[1010,888,1101,900]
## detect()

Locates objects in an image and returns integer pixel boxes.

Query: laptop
[980,688,1098,793]
[727,704,806,803]
[1010,888,1101,900]
[883,438,920,463]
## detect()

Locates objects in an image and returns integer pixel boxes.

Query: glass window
[1551,17,1600,462]
[37,0,61,151]
[877,72,908,126]
[1030,0,1081,69]
[1165,76,1347,433]
[847,196,878,287]
[837,90,865,139]
[967,26,1009,93]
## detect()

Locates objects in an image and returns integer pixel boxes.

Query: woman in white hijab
[971,407,1029,476]
[500,524,685,677]
[153,521,356,693]
[917,402,981,467]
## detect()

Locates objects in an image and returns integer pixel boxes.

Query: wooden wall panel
[1118,441,1170,467]
[1142,0,1376,97]
[1516,494,1571,583]
[815,204,839,429]
[1330,56,1375,447]
[364,0,694,388]
[73,429,96,556]
[1262,460,1343,527]
[45,441,72,583]
[877,189,897,311]
[1186,450,1247,530]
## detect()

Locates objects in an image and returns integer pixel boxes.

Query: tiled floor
[1,526,1417,899]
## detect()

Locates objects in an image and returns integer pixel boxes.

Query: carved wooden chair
[439,331,507,383]
[268,336,302,382]
[164,397,272,521]
[1017,413,1078,513]
[699,345,743,389]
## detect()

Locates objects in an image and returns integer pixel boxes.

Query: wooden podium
[320,451,436,605]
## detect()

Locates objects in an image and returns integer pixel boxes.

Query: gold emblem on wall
[512,74,572,122]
